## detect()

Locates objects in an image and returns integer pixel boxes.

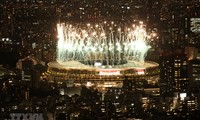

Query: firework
[56,22,153,66]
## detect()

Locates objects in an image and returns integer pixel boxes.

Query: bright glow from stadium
[99,69,121,76]
[136,68,145,75]
[56,22,153,66]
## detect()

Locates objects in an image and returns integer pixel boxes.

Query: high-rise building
[184,58,200,111]
[16,55,44,87]
[160,52,189,96]
[21,57,35,83]
[188,59,200,92]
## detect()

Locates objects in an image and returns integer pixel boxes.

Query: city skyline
[0,0,200,120]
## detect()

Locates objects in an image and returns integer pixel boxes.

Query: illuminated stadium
[45,22,159,87]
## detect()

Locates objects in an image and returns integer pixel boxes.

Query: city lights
[1,0,200,119]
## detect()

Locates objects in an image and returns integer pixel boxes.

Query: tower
[160,52,188,97]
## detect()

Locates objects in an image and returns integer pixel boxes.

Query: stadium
[44,22,159,88]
